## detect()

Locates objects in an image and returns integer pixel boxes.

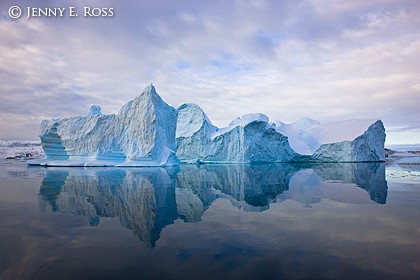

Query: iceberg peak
[88,105,102,116]
[128,83,159,103]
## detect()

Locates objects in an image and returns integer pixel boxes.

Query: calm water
[0,161,419,280]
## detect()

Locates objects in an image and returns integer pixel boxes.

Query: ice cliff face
[116,84,178,165]
[176,103,217,162]
[176,104,297,163]
[31,84,178,167]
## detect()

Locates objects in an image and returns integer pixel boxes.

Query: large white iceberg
[29,83,385,166]
[29,84,179,167]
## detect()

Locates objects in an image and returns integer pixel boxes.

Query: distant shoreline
[385,144,420,151]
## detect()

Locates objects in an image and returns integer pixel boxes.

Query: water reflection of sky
[0,162,419,280]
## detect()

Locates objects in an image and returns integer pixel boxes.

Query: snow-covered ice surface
[28,84,178,167]
[229,113,270,127]
[0,140,44,161]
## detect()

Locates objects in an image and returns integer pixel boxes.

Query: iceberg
[29,83,385,166]
[29,84,179,167]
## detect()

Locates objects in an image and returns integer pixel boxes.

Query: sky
[0,0,419,146]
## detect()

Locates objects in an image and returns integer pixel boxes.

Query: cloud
[0,0,419,144]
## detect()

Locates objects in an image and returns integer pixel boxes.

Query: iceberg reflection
[38,163,387,246]
[39,167,178,247]
[311,162,387,204]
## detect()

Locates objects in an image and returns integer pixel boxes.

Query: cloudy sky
[0,0,419,146]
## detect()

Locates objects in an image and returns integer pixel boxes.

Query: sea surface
[0,160,419,280]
